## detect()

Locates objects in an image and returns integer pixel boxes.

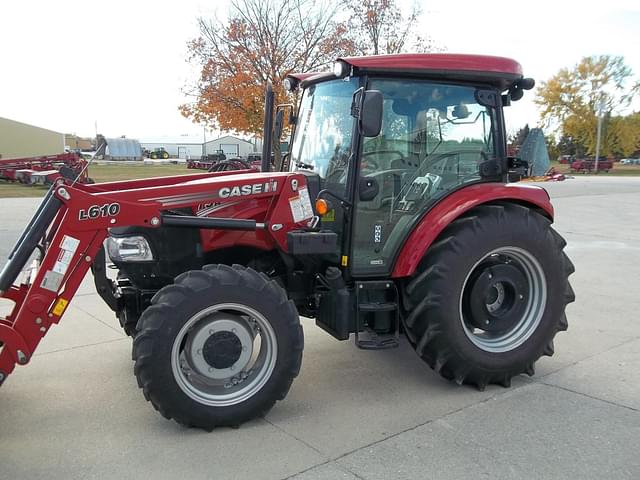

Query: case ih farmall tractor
[0,54,574,429]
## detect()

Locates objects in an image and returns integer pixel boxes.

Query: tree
[545,134,559,161]
[535,55,639,156]
[341,0,440,55]
[509,124,530,149]
[556,135,587,158]
[606,112,640,158]
[180,0,356,139]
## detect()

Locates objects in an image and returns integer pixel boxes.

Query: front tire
[402,203,575,390]
[132,264,303,429]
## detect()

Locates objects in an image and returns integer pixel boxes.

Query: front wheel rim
[459,247,547,353]
[171,303,278,407]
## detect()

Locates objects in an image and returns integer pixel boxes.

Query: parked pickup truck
[570,158,613,173]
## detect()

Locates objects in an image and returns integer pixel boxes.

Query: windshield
[363,80,495,176]
[289,78,358,181]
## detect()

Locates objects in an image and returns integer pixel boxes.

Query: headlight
[106,236,154,262]
[333,60,350,78]
[283,77,297,92]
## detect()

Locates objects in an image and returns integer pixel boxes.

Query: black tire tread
[132,264,303,429]
[403,203,575,390]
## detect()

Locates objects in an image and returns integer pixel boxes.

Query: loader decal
[78,203,121,221]
[218,181,278,199]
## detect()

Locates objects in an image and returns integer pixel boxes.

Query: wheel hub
[186,315,254,380]
[459,247,547,353]
[466,263,528,333]
[203,331,243,369]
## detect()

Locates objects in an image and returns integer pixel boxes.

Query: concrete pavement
[0,176,638,479]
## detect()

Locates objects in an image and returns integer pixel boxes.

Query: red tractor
[0,54,574,430]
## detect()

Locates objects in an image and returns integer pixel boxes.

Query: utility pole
[594,98,605,174]
[203,125,207,158]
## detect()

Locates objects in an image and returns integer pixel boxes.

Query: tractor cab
[283,54,534,276]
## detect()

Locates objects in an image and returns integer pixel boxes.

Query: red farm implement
[0,152,90,185]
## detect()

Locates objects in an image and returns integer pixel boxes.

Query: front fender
[391,183,553,278]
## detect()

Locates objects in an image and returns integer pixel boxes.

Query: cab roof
[289,53,524,91]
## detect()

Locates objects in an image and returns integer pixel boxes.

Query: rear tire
[402,203,574,390]
[132,264,303,429]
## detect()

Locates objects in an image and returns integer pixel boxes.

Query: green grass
[0,163,196,198]
[88,163,195,183]
[0,182,49,198]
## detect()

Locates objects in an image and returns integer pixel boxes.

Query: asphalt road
[0,176,638,479]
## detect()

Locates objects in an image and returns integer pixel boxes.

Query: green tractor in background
[148,147,170,160]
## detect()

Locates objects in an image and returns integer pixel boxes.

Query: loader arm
[0,170,308,385]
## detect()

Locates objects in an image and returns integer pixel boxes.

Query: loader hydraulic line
[160,214,265,231]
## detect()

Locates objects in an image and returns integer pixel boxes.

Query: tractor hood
[92,169,319,290]
[134,171,294,209]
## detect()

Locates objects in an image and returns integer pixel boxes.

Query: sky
[1,0,639,140]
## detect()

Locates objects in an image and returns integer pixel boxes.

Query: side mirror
[358,90,383,137]
[360,90,383,137]
[359,177,379,201]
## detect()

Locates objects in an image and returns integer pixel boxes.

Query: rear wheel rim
[459,247,547,353]
[171,303,277,407]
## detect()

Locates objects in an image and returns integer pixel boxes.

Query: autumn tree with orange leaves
[180,0,356,137]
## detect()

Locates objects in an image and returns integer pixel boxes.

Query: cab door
[288,77,360,264]
[350,78,498,276]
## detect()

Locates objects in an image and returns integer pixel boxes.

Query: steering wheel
[425,150,490,175]
[429,150,489,161]
[361,150,405,168]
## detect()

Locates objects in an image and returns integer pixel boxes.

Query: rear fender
[391,183,553,278]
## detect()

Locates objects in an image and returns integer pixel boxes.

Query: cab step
[355,281,400,350]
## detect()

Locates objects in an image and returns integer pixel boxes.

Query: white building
[139,134,256,160]
[139,135,205,160]
[204,135,255,159]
